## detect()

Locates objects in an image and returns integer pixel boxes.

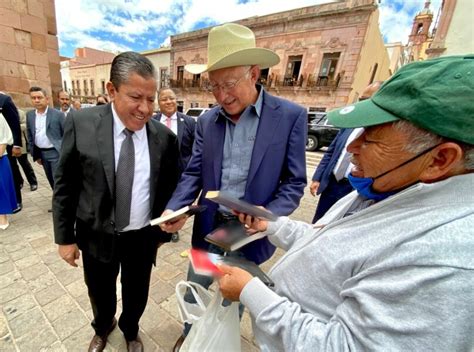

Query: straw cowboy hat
[185,23,280,74]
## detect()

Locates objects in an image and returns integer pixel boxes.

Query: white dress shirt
[34,107,54,148]
[159,112,178,135]
[333,128,363,179]
[111,104,151,231]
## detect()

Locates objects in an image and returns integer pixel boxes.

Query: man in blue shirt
[160,23,307,350]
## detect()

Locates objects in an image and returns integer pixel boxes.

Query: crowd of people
[0,22,472,352]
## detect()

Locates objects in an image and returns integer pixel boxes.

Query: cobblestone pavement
[0,152,323,351]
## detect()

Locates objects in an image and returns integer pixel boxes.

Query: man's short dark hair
[58,90,70,97]
[109,51,156,90]
[158,87,176,99]
[29,86,48,96]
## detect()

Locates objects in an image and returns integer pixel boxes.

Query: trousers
[82,225,158,340]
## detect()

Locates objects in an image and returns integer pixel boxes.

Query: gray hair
[110,51,156,89]
[393,120,474,170]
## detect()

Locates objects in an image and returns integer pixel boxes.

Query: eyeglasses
[205,68,251,93]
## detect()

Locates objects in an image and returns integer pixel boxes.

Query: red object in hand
[189,249,223,277]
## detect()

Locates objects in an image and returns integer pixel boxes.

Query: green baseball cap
[327,55,474,145]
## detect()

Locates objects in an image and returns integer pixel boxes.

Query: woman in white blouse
[0,112,17,229]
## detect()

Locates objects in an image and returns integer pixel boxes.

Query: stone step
[306,151,324,170]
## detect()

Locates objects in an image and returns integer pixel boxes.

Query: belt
[38,147,55,151]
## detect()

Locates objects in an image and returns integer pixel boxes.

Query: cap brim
[327,99,400,128]
[185,48,280,74]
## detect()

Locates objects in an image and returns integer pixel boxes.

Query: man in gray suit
[26,87,65,190]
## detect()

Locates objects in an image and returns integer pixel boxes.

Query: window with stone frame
[318,52,341,86]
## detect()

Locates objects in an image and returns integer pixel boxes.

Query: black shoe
[88,318,117,352]
[12,204,22,214]
[126,335,144,352]
[30,184,38,191]
[172,335,185,352]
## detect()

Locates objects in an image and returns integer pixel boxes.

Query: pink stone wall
[0,0,61,108]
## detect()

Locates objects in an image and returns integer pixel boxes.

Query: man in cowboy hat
[160,23,307,349]
[217,55,473,351]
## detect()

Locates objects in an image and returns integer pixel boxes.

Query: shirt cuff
[263,217,287,236]
[240,277,280,317]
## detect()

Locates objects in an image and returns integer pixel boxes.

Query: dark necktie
[115,129,135,231]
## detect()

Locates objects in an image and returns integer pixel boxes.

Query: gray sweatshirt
[240,174,474,351]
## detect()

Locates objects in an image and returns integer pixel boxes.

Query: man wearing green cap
[217,55,473,351]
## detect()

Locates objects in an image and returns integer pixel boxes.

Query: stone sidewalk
[0,153,322,351]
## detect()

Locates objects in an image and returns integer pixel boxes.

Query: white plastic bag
[180,290,241,352]
[176,281,213,324]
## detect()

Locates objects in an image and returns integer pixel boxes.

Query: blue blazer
[167,90,307,264]
[26,107,65,161]
[312,128,353,194]
[153,111,196,173]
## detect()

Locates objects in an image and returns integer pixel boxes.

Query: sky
[56,0,442,58]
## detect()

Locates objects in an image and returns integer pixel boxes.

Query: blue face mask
[348,143,442,201]
[348,174,395,201]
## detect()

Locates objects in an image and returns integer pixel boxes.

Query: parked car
[80,103,96,109]
[307,111,326,123]
[306,114,340,151]
[185,107,211,119]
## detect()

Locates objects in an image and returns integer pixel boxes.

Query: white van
[185,108,211,119]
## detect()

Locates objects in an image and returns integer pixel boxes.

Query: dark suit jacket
[312,128,353,194]
[53,104,180,262]
[26,107,65,160]
[153,111,196,173]
[0,93,21,147]
[166,90,307,264]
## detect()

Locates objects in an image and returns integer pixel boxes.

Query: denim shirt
[219,86,264,212]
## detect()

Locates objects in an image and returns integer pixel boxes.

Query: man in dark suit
[160,23,307,350]
[58,90,74,117]
[310,81,383,223]
[26,87,65,190]
[16,108,38,191]
[53,52,180,352]
[0,92,23,212]
[154,88,196,243]
[154,87,196,174]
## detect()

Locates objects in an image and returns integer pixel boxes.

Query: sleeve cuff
[263,217,288,237]
[240,277,281,317]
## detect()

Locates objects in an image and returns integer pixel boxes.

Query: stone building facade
[169,0,390,113]
[406,1,434,62]
[60,47,115,103]
[385,42,406,75]
[61,47,171,106]
[0,0,61,108]
[425,0,474,58]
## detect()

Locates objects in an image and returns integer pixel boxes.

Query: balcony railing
[170,73,341,91]
[170,78,210,90]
